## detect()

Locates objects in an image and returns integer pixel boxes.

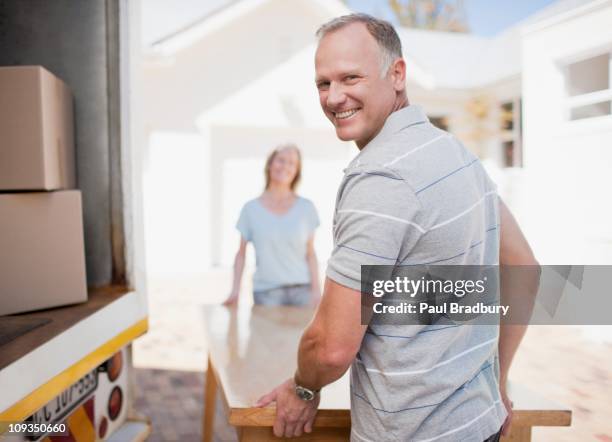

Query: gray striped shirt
[326,105,506,441]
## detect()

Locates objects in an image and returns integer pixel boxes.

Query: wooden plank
[501,426,531,442]
[513,409,572,427]
[203,355,218,442]
[239,426,350,441]
[508,383,572,427]
[229,407,351,428]
[0,285,129,370]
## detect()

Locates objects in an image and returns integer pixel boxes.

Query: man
[256,13,538,441]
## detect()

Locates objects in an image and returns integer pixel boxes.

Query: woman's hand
[223,291,239,306]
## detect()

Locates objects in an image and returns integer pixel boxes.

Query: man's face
[315,23,398,149]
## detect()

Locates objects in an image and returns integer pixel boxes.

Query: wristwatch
[294,384,320,401]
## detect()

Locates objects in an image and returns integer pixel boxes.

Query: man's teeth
[335,109,359,119]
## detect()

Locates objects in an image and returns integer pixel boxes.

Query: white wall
[144,131,211,276]
[142,0,342,133]
[521,1,612,264]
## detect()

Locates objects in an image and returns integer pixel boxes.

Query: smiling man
[256,13,537,441]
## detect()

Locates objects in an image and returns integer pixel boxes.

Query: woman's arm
[306,235,321,304]
[223,237,248,306]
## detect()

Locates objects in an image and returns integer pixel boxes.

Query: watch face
[296,386,314,401]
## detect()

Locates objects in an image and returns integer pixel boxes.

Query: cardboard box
[0,66,75,191]
[0,191,87,316]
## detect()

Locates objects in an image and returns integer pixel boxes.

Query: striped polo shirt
[326,105,506,441]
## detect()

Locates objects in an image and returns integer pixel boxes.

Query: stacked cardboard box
[0,66,88,316]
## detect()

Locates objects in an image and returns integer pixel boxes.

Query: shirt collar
[372,104,429,144]
[345,105,429,171]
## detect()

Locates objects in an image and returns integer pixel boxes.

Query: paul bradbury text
[372,302,509,316]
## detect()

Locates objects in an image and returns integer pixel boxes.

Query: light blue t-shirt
[236,196,320,292]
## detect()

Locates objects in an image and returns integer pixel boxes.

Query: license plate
[27,369,98,437]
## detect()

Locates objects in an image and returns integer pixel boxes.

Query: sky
[346,0,558,36]
[141,0,560,45]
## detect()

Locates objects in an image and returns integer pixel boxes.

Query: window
[500,102,513,131]
[499,100,522,168]
[564,52,612,121]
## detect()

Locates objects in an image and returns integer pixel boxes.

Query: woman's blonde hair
[264,144,302,191]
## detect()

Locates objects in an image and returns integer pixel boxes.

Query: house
[141,0,351,272]
[520,0,612,263]
[141,0,611,274]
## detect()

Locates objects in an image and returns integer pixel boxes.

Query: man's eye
[317,82,330,90]
[345,75,358,82]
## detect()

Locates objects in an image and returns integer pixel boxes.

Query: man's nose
[326,83,346,108]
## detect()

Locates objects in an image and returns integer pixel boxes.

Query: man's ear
[390,58,407,92]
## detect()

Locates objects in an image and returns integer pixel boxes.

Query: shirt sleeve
[306,200,320,234]
[235,203,251,241]
[326,168,424,292]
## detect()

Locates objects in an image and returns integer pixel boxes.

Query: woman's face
[269,148,299,188]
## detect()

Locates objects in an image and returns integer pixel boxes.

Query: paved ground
[512,325,612,441]
[133,367,237,442]
[132,271,612,441]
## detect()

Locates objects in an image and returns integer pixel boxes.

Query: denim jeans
[253,284,311,306]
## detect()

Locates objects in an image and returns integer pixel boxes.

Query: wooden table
[202,306,571,441]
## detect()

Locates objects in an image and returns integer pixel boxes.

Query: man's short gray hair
[315,13,403,76]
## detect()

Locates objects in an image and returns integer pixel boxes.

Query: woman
[223,144,321,306]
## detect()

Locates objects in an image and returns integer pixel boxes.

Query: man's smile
[333,108,361,120]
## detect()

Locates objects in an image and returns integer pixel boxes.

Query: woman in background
[223,144,321,306]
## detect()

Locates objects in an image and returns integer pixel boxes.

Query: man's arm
[255,277,366,438]
[295,277,366,389]
[498,198,539,386]
[498,197,541,435]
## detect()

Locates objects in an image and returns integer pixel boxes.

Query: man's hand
[500,387,514,436]
[255,378,320,438]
